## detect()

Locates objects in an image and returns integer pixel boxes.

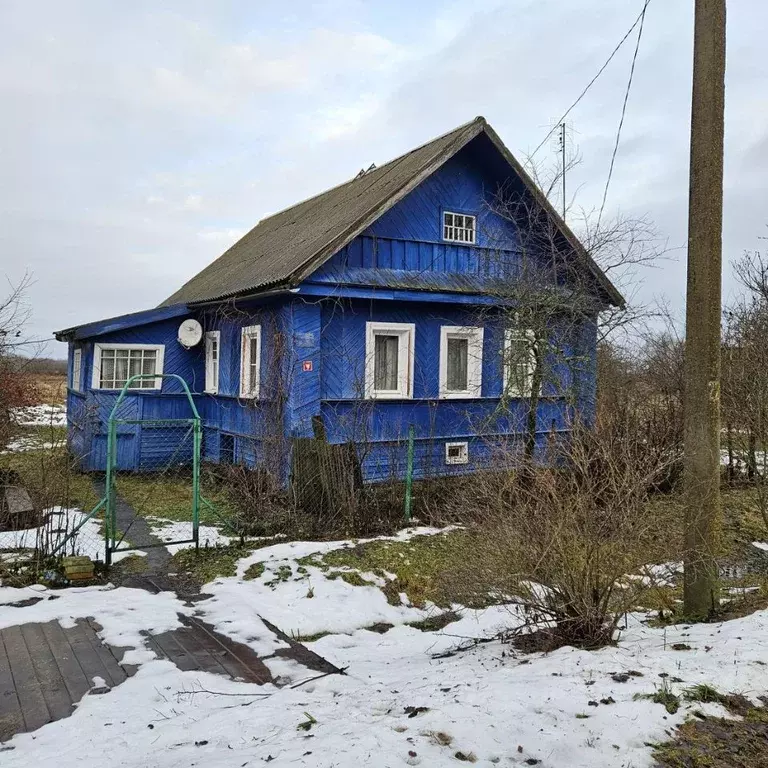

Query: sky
[1,0,765,356]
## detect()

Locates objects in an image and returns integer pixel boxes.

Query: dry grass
[33,374,67,405]
[436,418,682,649]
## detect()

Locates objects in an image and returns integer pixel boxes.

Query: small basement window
[439,326,483,398]
[443,212,476,244]
[205,331,220,394]
[92,344,164,390]
[445,441,469,465]
[365,321,415,399]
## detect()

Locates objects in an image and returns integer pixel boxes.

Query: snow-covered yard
[2,529,768,767]
[10,404,67,428]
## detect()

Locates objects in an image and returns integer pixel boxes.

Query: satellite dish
[177,319,203,349]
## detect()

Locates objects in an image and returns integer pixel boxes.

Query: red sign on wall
[302,360,313,372]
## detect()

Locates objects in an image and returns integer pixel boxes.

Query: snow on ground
[0,507,142,566]
[753,541,768,552]
[3,584,768,767]
[1,436,57,453]
[147,517,234,553]
[11,403,67,427]
[0,507,102,558]
[3,527,768,766]
[0,583,187,665]
[197,527,455,641]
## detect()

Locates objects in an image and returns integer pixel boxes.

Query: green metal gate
[55,373,204,566]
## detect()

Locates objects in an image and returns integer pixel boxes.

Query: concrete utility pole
[683,0,727,618]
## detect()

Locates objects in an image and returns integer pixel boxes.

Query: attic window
[443,212,476,244]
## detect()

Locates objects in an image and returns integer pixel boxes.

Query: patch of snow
[0,507,104,561]
[753,541,768,552]
[146,517,234,553]
[1,437,58,454]
[0,584,187,648]
[11,404,66,427]
[196,526,459,641]
[4,592,768,766]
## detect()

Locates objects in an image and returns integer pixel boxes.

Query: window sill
[366,393,412,400]
[438,391,482,400]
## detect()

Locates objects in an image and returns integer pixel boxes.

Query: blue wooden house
[55,117,622,483]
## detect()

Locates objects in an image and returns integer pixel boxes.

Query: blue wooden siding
[316,297,585,481]
[64,131,600,483]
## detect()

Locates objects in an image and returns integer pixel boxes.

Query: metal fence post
[104,416,117,566]
[404,425,415,522]
[192,417,201,550]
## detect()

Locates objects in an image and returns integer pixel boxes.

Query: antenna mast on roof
[355,163,377,178]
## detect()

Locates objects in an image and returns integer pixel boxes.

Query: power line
[596,0,650,230]
[530,0,653,160]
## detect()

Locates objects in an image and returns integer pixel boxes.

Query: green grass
[115,474,236,527]
[300,530,472,608]
[243,561,265,581]
[635,687,680,715]
[0,440,100,511]
[114,554,149,575]
[170,543,254,583]
[654,694,768,767]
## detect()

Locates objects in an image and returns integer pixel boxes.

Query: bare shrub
[440,416,680,649]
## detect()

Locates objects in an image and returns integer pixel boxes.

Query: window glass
[205,332,220,393]
[98,347,158,389]
[443,212,476,244]
[374,334,399,391]
[446,337,468,391]
[71,348,82,391]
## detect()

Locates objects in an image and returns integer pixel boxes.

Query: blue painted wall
[64,132,601,483]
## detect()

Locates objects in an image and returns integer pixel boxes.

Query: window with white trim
[239,325,261,398]
[503,329,537,398]
[443,211,476,244]
[365,322,415,399]
[439,326,483,398]
[205,331,220,394]
[71,347,82,391]
[92,344,164,390]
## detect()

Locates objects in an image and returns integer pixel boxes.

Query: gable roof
[161,117,623,308]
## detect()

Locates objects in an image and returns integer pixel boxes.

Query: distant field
[34,374,67,404]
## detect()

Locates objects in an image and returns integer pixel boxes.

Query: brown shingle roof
[161,117,623,308]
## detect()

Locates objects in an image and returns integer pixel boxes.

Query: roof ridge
[257,116,486,225]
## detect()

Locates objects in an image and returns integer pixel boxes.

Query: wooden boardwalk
[144,614,274,684]
[0,618,133,743]
[0,611,339,744]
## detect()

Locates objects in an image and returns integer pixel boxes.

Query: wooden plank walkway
[0,613,320,743]
[145,614,274,684]
[0,618,132,743]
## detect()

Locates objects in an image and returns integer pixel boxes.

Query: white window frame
[205,331,220,394]
[503,329,537,398]
[91,343,165,391]
[71,347,82,392]
[445,441,469,465]
[439,326,483,399]
[365,321,415,399]
[443,211,476,244]
[239,325,261,398]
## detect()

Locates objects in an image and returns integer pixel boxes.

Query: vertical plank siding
[65,138,600,483]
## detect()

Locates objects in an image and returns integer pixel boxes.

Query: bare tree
[0,274,41,449]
